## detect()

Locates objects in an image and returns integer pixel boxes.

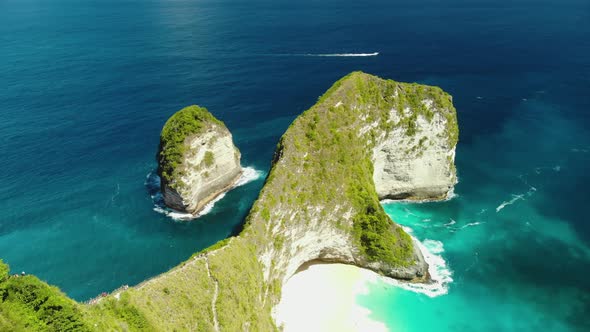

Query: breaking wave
[386,226,453,297]
[233,167,264,186]
[380,188,458,205]
[146,166,264,221]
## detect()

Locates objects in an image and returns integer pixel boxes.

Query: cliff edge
[0,72,458,331]
[157,105,242,214]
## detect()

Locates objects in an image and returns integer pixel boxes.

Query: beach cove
[1,0,589,330]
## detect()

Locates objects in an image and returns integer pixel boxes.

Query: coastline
[274,230,453,331]
[274,263,389,332]
[150,166,263,221]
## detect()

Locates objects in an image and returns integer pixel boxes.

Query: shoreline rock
[0,72,459,331]
[157,105,242,215]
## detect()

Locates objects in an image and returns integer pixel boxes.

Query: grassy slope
[157,105,225,189]
[0,72,458,331]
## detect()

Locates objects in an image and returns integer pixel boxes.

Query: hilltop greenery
[0,261,90,331]
[0,72,458,331]
[247,71,456,266]
[157,105,224,188]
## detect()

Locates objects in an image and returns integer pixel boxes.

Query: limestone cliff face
[24,73,458,331]
[106,73,458,330]
[254,72,458,290]
[158,105,242,214]
[373,104,457,200]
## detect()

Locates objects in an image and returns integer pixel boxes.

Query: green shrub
[96,293,153,331]
[0,260,8,282]
[0,275,90,331]
[203,151,215,167]
[158,105,224,188]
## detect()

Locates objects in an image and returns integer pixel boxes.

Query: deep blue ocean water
[1,0,589,330]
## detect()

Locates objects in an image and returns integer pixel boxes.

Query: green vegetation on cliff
[0,261,90,331]
[0,72,458,331]
[158,105,224,187]
[252,71,456,266]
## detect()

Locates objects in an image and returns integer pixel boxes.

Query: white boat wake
[304,52,379,57]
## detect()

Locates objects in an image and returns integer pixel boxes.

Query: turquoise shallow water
[360,96,590,331]
[1,0,589,330]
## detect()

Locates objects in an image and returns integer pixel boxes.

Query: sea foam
[461,221,484,229]
[384,226,453,297]
[496,194,524,212]
[147,166,264,221]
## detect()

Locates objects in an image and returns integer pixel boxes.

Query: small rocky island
[157,105,242,214]
[0,72,458,331]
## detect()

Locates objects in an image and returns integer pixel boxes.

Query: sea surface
[1,0,589,330]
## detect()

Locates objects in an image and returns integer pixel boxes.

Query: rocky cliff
[157,105,242,214]
[105,72,458,331]
[0,72,458,331]
[372,96,457,201]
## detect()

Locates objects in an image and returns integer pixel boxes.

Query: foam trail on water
[496,194,524,212]
[461,221,484,229]
[305,52,379,57]
[444,219,456,226]
[146,166,264,221]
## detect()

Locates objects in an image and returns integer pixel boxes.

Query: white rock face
[373,110,457,200]
[266,205,427,288]
[161,126,242,214]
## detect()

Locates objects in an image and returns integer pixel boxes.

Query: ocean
[1,0,588,330]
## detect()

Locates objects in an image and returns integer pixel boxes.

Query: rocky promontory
[0,72,458,331]
[157,105,242,214]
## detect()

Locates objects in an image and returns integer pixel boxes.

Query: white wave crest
[153,205,194,221]
[423,239,444,254]
[234,167,265,187]
[496,194,524,212]
[305,52,379,57]
[380,188,458,205]
[444,218,456,226]
[401,226,414,234]
[461,221,484,229]
[380,235,453,297]
[146,166,264,221]
[445,188,458,200]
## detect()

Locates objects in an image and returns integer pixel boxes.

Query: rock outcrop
[0,72,459,331]
[130,72,458,330]
[157,105,242,214]
[373,101,457,200]
[254,72,458,287]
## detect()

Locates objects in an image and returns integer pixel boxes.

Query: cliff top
[0,72,458,331]
[157,105,226,187]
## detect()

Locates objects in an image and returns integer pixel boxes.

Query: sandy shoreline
[273,233,451,331]
[274,263,389,332]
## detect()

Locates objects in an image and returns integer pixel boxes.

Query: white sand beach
[274,263,388,332]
